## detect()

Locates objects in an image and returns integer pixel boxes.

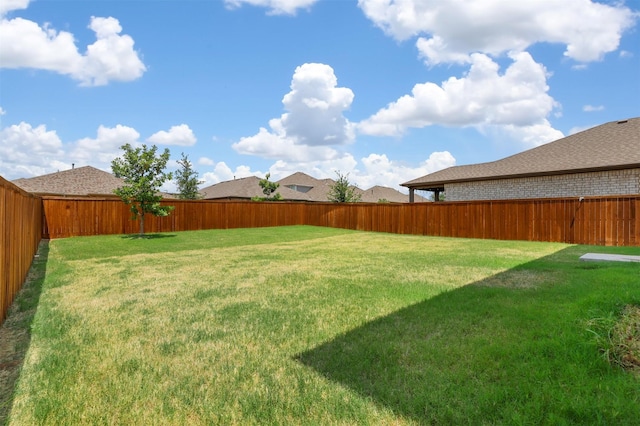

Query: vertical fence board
[634,198,639,246]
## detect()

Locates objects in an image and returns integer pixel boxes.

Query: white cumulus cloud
[358,0,637,65]
[231,60,457,190]
[233,63,355,161]
[266,154,359,182]
[358,52,562,147]
[0,120,137,179]
[0,12,146,86]
[0,121,65,178]
[77,17,147,86]
[198,157,215,166]
[147,124,197,146]
[262,151,454,192]
[0,0,29,16]
[233,125,343,163]
[200,162,261,187]
[224,0,318,15]
[356,151,455,190]
[0,120,203,183]
[281,63,355,146]
[70,124,140,167]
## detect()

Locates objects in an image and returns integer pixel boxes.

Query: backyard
[1,225,639,424]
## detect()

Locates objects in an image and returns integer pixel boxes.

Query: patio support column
[409,188,414,203]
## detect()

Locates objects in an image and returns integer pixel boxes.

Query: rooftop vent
[617,120,628,124]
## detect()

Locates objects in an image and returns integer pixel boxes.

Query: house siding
[444,168,640,201]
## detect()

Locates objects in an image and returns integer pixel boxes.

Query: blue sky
[1,0,638,192]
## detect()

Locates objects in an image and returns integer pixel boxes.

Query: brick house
[402,118,640,202]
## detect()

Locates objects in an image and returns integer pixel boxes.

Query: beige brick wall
[445,168,640,201]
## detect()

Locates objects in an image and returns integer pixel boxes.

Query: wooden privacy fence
[1,177,42,324]
[2,193,638,326]
[42,195,639,246]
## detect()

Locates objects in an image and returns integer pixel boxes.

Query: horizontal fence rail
[1,177,42,324]
[41,196,639,246]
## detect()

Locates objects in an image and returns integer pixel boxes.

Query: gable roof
[278,172,426,202]
[199,176,311,201]
[277,172,320,189]
[201,172,425,203]
[12,166,125,196]
[305,178,336,202]
[402,117,640,190]
[359,185,424,203]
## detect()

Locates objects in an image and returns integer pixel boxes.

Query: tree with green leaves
[111,143,174,237]
[429,191,446,202]
[175,153,203,200]
[327,171,362,203]
[254,173,282,201]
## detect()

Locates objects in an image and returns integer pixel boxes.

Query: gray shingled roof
[402,117,640,189]
[199,176,311,201]
[12,166,125,196]
[359,185,424,203]
[305,178,336,202]
[277,172,321,190]
[278,172,423,202]
[201,172,420,202]
[13,165,178,198]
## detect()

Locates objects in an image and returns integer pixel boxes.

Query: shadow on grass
[295,246,640,423]
[0,240,49,425]
[120,233,177,240]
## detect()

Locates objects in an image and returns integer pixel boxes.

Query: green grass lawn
[5,226,640,424]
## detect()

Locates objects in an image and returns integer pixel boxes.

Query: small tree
[255,173,282,201]
[111,143,174,237]
[327,171,362,203]
[429,191,446,202]
[175,152,203,200]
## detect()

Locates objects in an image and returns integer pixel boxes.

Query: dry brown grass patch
[610,304,640,375]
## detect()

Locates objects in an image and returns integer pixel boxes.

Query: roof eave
[402,163,640,189]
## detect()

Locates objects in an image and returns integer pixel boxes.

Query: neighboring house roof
[199,176,311,201]
[13,166,125,196]
[13,165,178,198]
[304,178,336,202]
[202,172,420,202]
[402,117,640,190]
[278,172,424,203]
[359,185,424,203]
[278,172,321,190]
